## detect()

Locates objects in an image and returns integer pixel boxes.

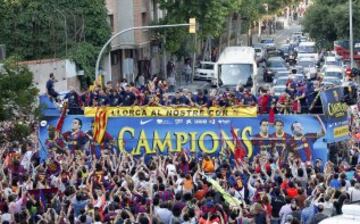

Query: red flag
[56,102,68,132]
[268,105,275,125]
[230,127,246,162]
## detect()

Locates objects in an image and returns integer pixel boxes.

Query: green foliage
[68,42,99,83]
[303,0,360,49]
[0,0,111,81]
[0,57,39,121]
[156,0,240,56]
[8,123,32,143]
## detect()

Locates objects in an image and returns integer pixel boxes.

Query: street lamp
[95,20,196,79]
[349,0,354,68]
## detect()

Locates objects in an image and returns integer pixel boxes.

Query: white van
[297,41,318,61]
[214,47,258,92]
[319,204,360,224]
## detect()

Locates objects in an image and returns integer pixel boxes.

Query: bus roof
[217,47,255,64]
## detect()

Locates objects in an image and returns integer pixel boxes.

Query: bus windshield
[218,64,253,86]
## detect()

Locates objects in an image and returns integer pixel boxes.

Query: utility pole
[349,0,354,68]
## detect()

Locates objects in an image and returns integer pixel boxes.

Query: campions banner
[39,114,328,163]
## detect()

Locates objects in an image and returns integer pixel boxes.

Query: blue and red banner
[320,87,350,143]
[39,114,328,163]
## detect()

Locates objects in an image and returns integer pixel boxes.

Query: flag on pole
[204,174,243,207]
[93,107,108,144]
[56,102,68,132]
[230,127,246,162]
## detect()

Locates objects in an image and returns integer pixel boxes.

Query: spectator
[258,87,272,114]
[309,204,328,224]
[183,58,192,84]
[122,85,136,106]
[241,88,257,106]
[64,88,83,114]
[46,73,59,102]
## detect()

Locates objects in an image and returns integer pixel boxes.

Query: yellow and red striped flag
[93,107,108,144]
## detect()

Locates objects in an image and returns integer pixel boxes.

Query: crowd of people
[0,113,360,224]
[46,71,352,115]
[0,71,349,224]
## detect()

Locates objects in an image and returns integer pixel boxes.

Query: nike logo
[140,119,153,125]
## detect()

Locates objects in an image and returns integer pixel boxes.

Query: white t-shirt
[21,150,34,170]
[1,213,12,223]
[175,177,184,193]
[166,164,176,176]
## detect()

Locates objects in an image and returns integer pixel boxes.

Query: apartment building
[105,0,164,84]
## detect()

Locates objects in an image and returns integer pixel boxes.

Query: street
[177,20,303,93]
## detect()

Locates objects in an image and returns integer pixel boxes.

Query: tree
[0,0,111,82]
[0,57,39,121]
[302,0,360,49]
[155,0,240,56]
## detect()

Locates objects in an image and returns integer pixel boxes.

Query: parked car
[296,57,318,79]
[271,85,286,97]
[194,61,215,81]
[253,44,267,63]
[260,38,276,51]
[263,57,288,82]
[323,56,343,67]
[296,41,318,61]
[322,76,342,86]
[322,65,344,82]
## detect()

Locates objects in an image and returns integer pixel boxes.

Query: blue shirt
[301,205,315,224]
[329,178,341,189]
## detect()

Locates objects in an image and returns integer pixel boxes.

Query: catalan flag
[93,107,108,144]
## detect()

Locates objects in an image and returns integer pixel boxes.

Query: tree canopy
[302,0,360,49]
[0,0,111,81]
[155,0,240,55]
[155,0,301,56]
[0,57,39,121]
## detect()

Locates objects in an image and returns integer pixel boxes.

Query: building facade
[105,0,164,84]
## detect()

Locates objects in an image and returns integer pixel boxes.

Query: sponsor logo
[140,119,153,125]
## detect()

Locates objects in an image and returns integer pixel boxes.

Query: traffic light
[189,18,196,33]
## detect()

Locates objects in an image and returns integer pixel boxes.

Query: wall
[20,59,80,94]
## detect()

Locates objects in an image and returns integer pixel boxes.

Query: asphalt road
[176,21,303,93]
